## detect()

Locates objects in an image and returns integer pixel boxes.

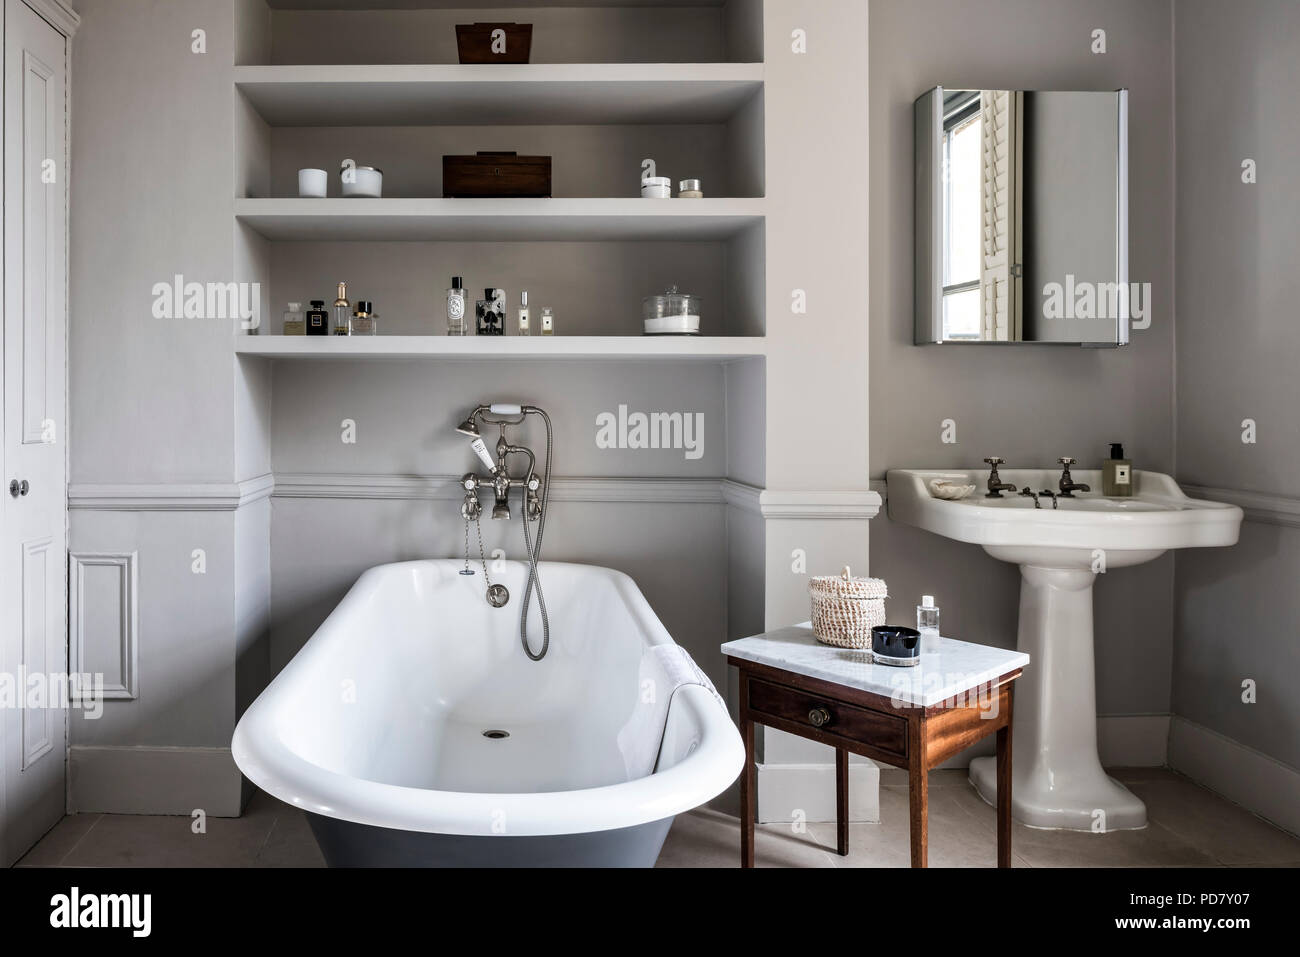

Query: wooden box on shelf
[455,22,533,64]
[443,152,552,198]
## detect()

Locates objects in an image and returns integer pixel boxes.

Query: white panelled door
[1,0,69,867]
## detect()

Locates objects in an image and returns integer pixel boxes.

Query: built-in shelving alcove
[231,1,770,689]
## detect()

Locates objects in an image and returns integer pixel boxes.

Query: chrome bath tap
[454,403,555,662]
[455,406,543,523]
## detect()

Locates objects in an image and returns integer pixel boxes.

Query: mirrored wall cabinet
[914,87,1129,346]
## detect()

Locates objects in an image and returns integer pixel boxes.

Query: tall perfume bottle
[447,276,468,336]
[517,290,531,336]
[332,282,351,335]
[306,299,329,336]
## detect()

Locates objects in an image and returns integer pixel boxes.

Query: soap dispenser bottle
[1103,443,1133,497]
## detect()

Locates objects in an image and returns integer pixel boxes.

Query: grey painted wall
[869,0,1177,720]
[1172,0,1300,769]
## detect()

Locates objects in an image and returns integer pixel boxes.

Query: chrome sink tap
[984,457,1017,498]
[1057,457,1091,497]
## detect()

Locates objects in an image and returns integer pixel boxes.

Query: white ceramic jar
[298,168,328,197]
[341,165,384,198]
[641,176,672,199]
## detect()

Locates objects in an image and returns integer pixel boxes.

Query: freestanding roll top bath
[231,559,743,867]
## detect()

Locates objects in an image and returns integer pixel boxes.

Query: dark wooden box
[455,22,533,64]
[443,152,552,198]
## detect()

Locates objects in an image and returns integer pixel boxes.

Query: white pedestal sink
[886,468,1242,831]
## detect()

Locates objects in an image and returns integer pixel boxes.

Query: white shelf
[234,197,764,241]
[266,1,726,8]
[234,63,764,126]
[235,335,767,361]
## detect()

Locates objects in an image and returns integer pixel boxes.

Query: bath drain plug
[482,730,510,739]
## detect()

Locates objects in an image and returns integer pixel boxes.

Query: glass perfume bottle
[447,276,468,336]
[332,282,351,335]
[305,300,329,336]
[350,300,378,336]
[517,290,531,336]
[540,307,554,335]
[476,288,505,336]
[282,301,305,336]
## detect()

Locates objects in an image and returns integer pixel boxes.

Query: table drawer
[747,677,907,756]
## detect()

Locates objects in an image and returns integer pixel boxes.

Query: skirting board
[757,762,880,824]
[69,746,242,817]
[1169,717,1300,837]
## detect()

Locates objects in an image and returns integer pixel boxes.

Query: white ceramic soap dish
[928,479,976,501]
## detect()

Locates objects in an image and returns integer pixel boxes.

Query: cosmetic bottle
[306,300,329,336]
[447,276,468,336]
[476,288,505,336]
[517,291,531,336]
[332,282,351,335]
[917,595,940,650]
[540,307,554,336]
[282,302,305,336]
[1102,443,1133,497]
[351,301,378,336]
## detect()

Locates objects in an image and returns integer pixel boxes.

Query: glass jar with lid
[642,286,702,336]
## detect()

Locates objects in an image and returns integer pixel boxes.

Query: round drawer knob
[808,707,831,728]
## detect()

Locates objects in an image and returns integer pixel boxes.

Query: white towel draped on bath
[617,644,726,781]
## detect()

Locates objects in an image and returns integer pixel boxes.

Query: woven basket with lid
[809,566,888,649]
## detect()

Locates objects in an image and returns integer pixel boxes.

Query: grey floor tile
[656,808,835,868]
[812,783,1030,868]
[15,813,102,867]
[1125,776,1300,866]
[59,808,277,868]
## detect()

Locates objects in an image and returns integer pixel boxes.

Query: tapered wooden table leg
[835,747,849,856]
[908,761,928,868]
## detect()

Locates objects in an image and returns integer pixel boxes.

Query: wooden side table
[722,624,1027,868]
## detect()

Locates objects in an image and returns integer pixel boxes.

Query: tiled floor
[16,768,1300,868]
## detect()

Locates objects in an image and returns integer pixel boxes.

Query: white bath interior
[235,561,742,837]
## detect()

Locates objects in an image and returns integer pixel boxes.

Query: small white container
[298,168,328,197]
[341,165,383,198]
[641,176,672,199]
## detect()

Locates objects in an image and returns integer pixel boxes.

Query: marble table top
[721,623,1029,708]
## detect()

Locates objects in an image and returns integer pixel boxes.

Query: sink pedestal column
[970,564,1147,831]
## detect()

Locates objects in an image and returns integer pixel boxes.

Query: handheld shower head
[455,415,481,438]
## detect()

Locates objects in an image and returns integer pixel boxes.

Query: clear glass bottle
[447,276,468,336]
[350,300,378,336]
[332,282,351,335]
[917,595,940,648]
[517,290,531,336]
[540,306,555,335]
[282,301,305,336]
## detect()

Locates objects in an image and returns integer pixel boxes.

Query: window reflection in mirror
[916,87,1129,346]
